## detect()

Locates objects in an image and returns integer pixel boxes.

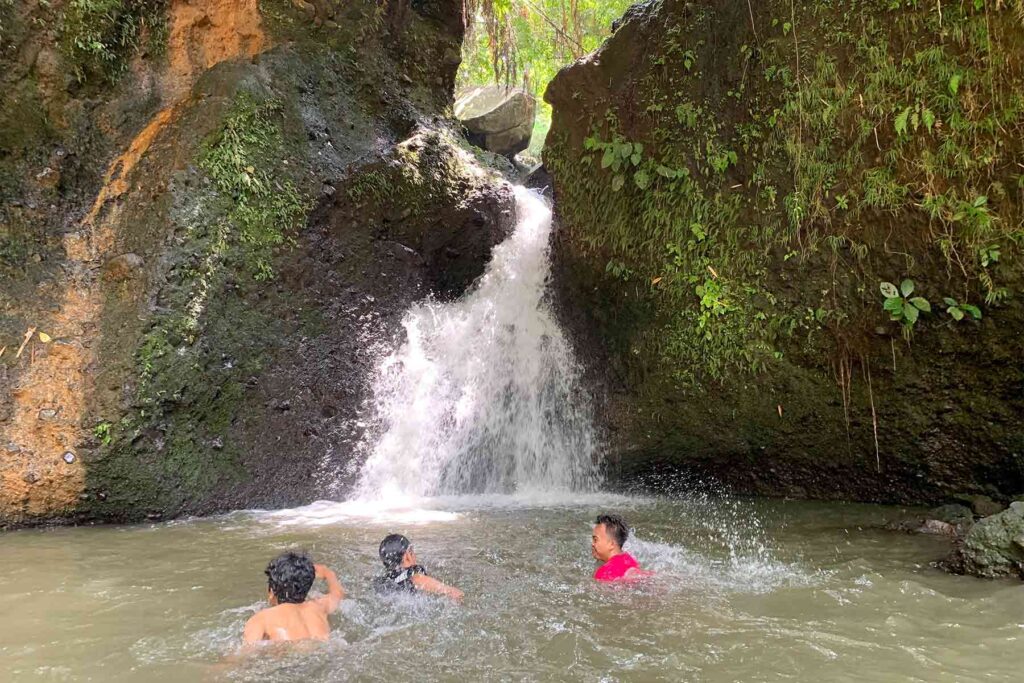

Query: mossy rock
[545,0,1024,503]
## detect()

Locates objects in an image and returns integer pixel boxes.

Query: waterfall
[352,186,598,501]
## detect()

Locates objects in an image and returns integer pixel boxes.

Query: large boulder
[544,0,1024,503]
[0,0,514,526]
[456,85,536,157]
[947,502,1024,579]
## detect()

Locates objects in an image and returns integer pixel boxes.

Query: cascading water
[352,186,597,502]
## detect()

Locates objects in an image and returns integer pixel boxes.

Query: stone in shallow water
[929,504,974,527]
[949,502,1024,579]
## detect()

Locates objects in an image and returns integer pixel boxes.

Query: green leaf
[584,136,597,150]
[611,175,625,192]
[900,278,914,297]
[633,170,650,190]
[949,73,961,96]
[894,107,911,136]
[630,152,642,166]
[884,298,904,315]
[880,282,899,298]
[922,108,935,132]
[942,297,957,307]
[961,304,982,319]
[656,165,677,178]
[632,143,644,155]
[903,302,919,324]
[910,297,931,312]
[973,195,988,208]
[948,306,965,321]
[601,149,614,169]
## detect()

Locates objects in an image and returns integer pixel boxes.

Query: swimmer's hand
[313,563,345,613]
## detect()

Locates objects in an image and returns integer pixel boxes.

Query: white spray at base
[352,186,598,503]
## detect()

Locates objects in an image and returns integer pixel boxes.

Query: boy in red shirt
[591,513,652,581]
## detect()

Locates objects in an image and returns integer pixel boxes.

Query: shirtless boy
[243,552,345,644]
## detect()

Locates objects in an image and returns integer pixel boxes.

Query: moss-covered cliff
[1,0,515,526]
[546,0,1024,503]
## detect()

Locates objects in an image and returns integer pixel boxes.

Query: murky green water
[1,494,1021,682]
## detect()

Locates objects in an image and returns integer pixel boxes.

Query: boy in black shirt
[373,534,463,601]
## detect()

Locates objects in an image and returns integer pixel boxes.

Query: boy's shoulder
[253,602,299,620]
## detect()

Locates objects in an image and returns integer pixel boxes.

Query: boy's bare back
[243,600,331,642]
[243,559,344,646]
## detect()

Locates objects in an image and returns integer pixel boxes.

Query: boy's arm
[313,564,345,614]
[411,573,464,601]
[242,612,266,645]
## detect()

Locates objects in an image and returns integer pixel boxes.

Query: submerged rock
[885,503,972,536]
[947,502,1024,579]
[929,504,975,528]
[918,519,957,537]
[455,85,536,157]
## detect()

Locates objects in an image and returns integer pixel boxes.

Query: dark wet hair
[265,552,315,604]
[595,514,629,549]
[379,534,411,570]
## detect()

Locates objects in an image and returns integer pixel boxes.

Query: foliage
[59,0,167,83]
[880,280,931,338]
[942,297,982,321]
[546,0,1024,386]
[458,0,634,156]
[93,421,113,445]
[199,93,308,282]
[0,0,14,45]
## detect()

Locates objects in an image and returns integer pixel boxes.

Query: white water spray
[353,186,597,502]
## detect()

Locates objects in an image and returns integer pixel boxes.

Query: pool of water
[1,493,1021,682]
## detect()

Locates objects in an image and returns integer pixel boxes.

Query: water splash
[353,186,597,502]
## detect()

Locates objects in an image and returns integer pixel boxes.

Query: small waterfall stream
[353,186,597,502]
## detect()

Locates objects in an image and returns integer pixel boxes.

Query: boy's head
[379,534,412,571]
[592,514,629,562]
[265,552,315,605]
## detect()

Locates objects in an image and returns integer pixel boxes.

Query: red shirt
[594,552,645,581]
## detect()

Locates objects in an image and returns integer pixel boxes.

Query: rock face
[456,85,536,157]
[0,0,514,526]
[947,502,1024,579]
[545,0,1024,504]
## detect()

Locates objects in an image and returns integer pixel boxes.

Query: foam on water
[257,491,649,527]
[626,534,816,594]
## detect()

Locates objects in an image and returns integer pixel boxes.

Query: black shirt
[373,564,427,593]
